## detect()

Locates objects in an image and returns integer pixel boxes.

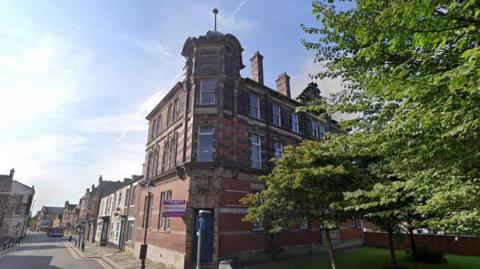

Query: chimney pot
[250,51,264,85]
[275,73,291,98]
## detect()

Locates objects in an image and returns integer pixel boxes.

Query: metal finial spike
[213,8,218,31]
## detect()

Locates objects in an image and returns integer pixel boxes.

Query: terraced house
[135,30,360,269]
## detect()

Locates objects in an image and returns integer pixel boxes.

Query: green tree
[303,0,480,234]
[242,139,372,269]
[343,180,423,269]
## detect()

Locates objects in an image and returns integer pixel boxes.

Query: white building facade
[96,183,130,248]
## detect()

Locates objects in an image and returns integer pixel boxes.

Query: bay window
[199,79,216,105]
[197,126,214,162]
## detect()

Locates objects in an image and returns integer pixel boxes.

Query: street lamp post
[140,180,154,269]
[196,210,211,269]
[81,222,86,252]
[12,226,18,246]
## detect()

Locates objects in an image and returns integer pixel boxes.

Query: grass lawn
[247,247,480,269]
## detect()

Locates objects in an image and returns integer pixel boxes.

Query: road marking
[63,242,112,269]
[0,244,24,257]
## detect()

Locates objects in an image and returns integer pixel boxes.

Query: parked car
[47,228,64,238]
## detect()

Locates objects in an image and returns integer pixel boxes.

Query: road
[0,232,108,269]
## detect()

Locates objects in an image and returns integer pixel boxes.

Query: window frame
[199,79,216,105]
[273,142,283,160]
[127,220,134,241]
[158,190,172,230]
[156,116,162,135]
[318,123,326,140]
[162,141,170,173]
[272,103,281,126]
[142,195,154,228]
[169,134,177,169]
[167,104,174,126]
[291,112,299,133]
[197,126,214,162]
[250,135,262,169]
[173,98,180,120]
[249,94,261,119]
[310,119,319,138]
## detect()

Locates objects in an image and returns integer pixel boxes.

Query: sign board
[161,200,186,217]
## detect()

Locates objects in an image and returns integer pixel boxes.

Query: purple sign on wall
[161,200,186,217]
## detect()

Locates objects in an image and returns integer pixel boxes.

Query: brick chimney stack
[250,51,264,85]
[275,73,291,98]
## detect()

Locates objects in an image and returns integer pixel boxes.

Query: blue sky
[0,0,346,213]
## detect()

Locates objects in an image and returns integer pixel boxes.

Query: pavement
[69,237,164,269]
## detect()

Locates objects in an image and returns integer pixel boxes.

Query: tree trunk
[324,227,337,269]
[309,227,314,255]
[268,232,276,261]
[408,228,417,260]
[387,228,397,269]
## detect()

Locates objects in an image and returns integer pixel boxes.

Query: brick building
[95,178,131,247]
[135,31,359,269]
[78,175,131,242]
[61,201,79,235]
[35,206,63,231]
[124,175,143,254]
[0,169,35,241]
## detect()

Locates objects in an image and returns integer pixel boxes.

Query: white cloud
[117,68,184,141]
[219,0,254,32]
[0,32,91,127]
[290,57,343,99]
[75,114,147,134]
[0,135,88,171]
[0,27,94,211]
[125,35,182,63]
[290,57,361,121]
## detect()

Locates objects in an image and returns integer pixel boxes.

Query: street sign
[161,200,186,217]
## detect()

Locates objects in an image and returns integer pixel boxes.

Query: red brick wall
[219,231,324,256]
[364,231,480,256]
[339,227,361,241]
[135,177,189,253]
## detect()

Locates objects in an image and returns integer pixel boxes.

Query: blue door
[192,209,214,263]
